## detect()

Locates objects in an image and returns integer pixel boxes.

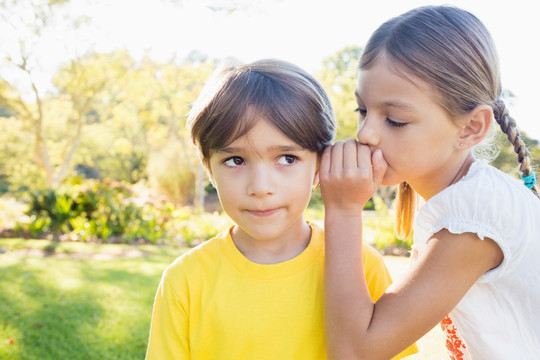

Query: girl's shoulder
[423,159,537,217]
[415,159,539,257]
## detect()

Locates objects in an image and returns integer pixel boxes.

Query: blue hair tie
[520,172,536,189]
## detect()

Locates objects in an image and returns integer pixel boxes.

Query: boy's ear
[312,169,320,187]
[206,167,216,188]
[457,104,492,149]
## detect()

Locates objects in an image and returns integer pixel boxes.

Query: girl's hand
[319,139,387,214]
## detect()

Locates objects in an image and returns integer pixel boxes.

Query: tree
[64,51,215,206]
[0,0,94,188]
[490,130,539,176]
[138,55,215,206]
[69,50,147,184]
[315,46,363,140]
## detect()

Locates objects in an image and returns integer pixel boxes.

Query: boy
[145,58,417,359]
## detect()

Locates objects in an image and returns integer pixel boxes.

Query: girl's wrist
[324,205,364,219]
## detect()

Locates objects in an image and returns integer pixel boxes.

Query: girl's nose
[356,117,379,147]
[247,165,275,197]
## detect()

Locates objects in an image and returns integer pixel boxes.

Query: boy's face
[208,118,319,253]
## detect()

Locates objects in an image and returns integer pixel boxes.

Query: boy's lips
[246,208,280,217]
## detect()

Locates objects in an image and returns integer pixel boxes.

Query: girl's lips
[247,208,280,217]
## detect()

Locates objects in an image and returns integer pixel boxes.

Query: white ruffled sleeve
[414,160,534,283]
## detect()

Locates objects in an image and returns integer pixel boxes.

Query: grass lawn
[0,238,188,360]
[0,239,447,360]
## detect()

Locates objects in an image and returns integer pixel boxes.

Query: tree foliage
[315,46,363,140]
[0,6,538,208]
[0,0,92,188]
[490,130,539,176]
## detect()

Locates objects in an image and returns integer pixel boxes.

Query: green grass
[0,238,447,360]
[0,238,188,360]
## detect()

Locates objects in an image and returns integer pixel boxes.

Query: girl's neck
[414,153,475,201]
[447,153,475,188]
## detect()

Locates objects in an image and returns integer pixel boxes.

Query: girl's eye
[354,107,367,117]
[386,118,407,128]
[223,156,244,167]
[277,155,298,165]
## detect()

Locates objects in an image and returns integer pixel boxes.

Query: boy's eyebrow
[270,145,306,152]
[216,147,242,154]
[217,144,306,154]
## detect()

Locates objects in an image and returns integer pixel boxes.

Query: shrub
[363,197,413,255]
[23,189,74,238]
[163,207,232,247]
[15,179,231,246]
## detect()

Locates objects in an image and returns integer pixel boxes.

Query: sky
[8,0,540,140]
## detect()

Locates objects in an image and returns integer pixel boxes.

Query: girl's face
[355,59,466,199]
[208,118,319,253]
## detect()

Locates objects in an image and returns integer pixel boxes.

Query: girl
[320,5,540,360]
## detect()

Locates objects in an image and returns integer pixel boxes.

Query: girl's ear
[457,104,492,149]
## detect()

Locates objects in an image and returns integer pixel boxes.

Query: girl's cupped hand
[319,139,387,214]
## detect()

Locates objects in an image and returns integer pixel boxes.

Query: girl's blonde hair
[359,5,538,239]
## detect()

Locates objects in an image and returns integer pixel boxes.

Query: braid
[493,99,539,197]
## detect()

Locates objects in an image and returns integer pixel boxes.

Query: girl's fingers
[356,144,373,177]
[372,149,388,186]
[321,140,386,188]
[320,145,332,178]
[343,139,358,169]
[330,140,345,175]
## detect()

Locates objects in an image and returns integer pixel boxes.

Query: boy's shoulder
[165,227,232,275]
[361,241,384,260]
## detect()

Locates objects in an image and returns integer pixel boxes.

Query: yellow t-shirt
[146,222,417,359]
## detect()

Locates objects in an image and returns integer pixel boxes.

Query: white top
[414,159,540,359]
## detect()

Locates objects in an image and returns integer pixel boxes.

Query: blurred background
[1,1,537,359]
[1,0,537,209]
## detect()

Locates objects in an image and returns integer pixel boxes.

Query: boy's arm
[145,269,189,360]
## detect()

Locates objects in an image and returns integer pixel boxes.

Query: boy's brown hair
[187,58,336,169]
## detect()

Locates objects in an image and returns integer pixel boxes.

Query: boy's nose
[247,166,275,197]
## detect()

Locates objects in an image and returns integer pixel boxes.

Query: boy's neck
[231,220,312,264]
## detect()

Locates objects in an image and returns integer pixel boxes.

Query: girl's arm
[320,140,503,360]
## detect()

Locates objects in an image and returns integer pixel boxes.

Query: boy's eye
[277,155,298,165]
[224,156,244,167]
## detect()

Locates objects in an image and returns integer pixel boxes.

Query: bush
[164,207,232,247]
[15,179,231,245]
[364,197,413,255]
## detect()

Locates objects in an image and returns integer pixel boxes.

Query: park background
[1,0,538,359]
